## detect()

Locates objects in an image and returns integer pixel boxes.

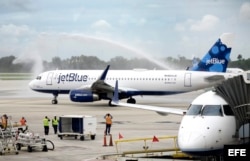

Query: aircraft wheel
[80,136,85,141]
[16,143,21,150]
[52,100,58,104]
[91,135,96,140]
[27,146,32,152]
[127,98,136,104]
[108,100,116,107]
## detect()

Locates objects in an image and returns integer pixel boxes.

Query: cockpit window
[201,105,223,116]
[36,76,42,80]
[223,105,234,116]
[186,105,202,115]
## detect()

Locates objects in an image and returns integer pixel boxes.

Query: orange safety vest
[20,118,26,125]
[105,116,112,125]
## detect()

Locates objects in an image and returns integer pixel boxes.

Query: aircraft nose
[29,80,35,90]
[178,131,205,151]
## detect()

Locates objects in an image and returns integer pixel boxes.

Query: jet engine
[69,89,99,102]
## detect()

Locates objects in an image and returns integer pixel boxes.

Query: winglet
[99,65,110,80]
[111,80,119,105]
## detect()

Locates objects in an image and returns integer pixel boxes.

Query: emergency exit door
[184,73,191,87]
[46,72,54,85]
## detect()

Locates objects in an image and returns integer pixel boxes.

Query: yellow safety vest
[52,119,58,125]
[43,118,50,126]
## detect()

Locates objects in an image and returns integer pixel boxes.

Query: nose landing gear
[52,93,58,104]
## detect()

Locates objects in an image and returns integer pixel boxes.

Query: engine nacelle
[69,89,99,102]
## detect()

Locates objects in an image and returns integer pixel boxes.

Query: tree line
[0,54,249,73]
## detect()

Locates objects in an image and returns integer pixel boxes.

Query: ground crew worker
[104,113,113,135]
[52,116,59,134]
[1,114,8,130]
[20,117,27,126]
[43,116,50,135]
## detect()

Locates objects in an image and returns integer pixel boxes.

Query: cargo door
[184,73,192,87]
[46,72,54,85]
[72,118,83,134]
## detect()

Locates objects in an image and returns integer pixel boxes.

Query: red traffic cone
[152,135,159,142]
[119,133,123,139]
[109,134,113,146]
[103,135,107,146]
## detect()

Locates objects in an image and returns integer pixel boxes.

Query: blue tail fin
[190,33,234,72]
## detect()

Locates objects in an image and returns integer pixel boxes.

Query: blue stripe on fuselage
[32,89,186,98]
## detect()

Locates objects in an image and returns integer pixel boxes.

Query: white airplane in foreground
[29,33,237,105]
[111,80,239,157]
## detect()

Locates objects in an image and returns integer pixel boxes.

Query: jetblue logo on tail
[206,58,225,65]
[190,34,232,72]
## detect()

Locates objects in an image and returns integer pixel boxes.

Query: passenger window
[223,105,234,116]
[201,105,223,116]
[186,105,202,115]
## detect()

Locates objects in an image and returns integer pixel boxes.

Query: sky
[0,0,250,68]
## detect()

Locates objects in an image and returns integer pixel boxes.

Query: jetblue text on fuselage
[57,73,88,84]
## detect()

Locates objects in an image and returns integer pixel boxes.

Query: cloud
[0,24,34,37]
[0,24,36,57]
[91,19,112,30]
[190,15,220,31]
[239,2,250,22]
[175,14,219,32]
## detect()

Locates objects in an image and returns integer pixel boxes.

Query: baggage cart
[0,115,18,155]
[58,115,97,141]
[15,131,54,152]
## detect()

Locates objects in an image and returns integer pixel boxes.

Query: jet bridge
[215,71,250,143]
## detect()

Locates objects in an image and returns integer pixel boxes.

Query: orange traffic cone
[109,134,113,146]
[103,135,107,146]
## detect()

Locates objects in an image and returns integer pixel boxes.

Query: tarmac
[0,80,202,161]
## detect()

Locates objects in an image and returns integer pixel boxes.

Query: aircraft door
[184,73,191,87]
[46,72,54,85]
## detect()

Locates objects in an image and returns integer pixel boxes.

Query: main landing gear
[108,97,136,106]
[127,97,136,104]
[52,93,58,104]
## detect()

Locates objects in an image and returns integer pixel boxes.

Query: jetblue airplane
[111,80,239,158]
[29,33,237,105]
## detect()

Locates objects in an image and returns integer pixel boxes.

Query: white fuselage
[29,69,237,98]
[178,115,237,156]
[177,91,239,156]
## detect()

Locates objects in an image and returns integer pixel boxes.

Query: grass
[0,73,33,80]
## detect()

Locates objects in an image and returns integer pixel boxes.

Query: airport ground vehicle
[58,115,97,141]
[15,131,54,152]
[0,126,18,155]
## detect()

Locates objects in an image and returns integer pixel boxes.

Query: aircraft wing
[90,65,137,93]
[90,65,114,93]
[111,80,186,116]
